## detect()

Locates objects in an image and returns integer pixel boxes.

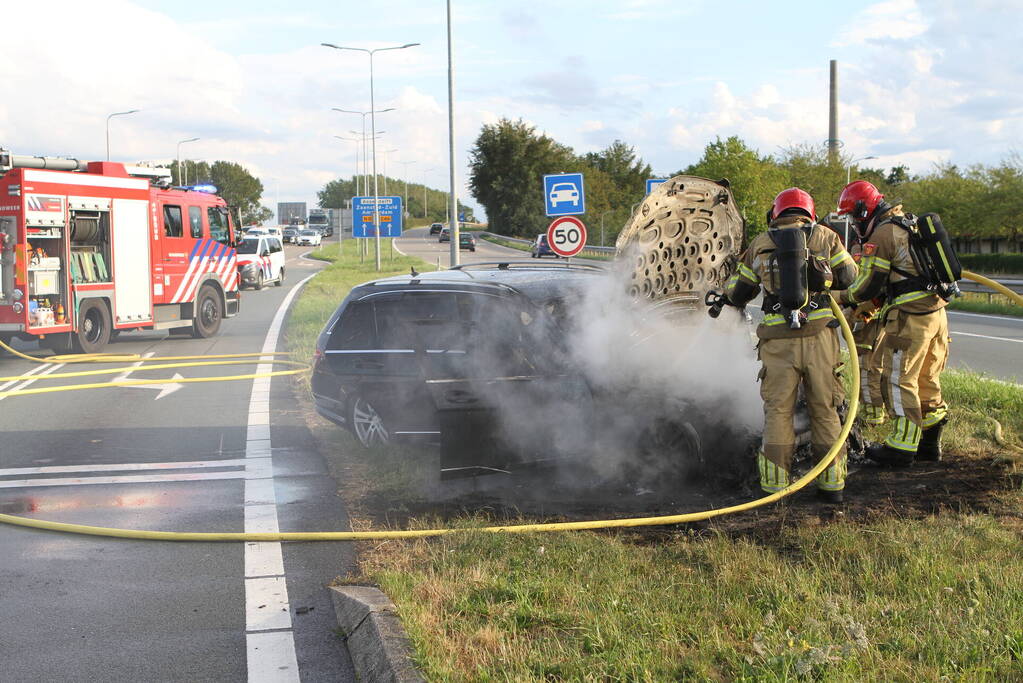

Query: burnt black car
[311,262,610,473]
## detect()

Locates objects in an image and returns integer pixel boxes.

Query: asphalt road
[0,241,356,682]
[394,227,1021,383]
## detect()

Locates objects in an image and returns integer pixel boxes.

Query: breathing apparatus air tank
[768,227,810,329]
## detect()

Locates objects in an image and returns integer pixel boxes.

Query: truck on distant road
[277,202,306,227]
[308,208,331,237]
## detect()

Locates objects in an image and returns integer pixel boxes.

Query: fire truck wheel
[275,267,285,286]
[192,285,223,339]
[74,300,112,354]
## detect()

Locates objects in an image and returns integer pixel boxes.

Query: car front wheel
[350,397,390,448]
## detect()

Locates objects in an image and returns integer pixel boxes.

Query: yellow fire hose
[0,268,1018,541]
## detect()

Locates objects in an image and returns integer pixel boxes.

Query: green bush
[959,253,1023,274]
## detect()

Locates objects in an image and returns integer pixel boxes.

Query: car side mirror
[261,250,270,257]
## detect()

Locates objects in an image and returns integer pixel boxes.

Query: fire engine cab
[0,149,240,354]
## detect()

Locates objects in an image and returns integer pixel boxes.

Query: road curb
[330,585,425,682]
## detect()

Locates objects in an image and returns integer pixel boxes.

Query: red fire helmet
[770,187,816,221]
[837,180,885,221]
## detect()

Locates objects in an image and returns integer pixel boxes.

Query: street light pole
[422,167,435,219]
[446,0,459,266]
[847,155,878,184]
[106,109,140,161]
[176,137,199,186]
[381,148,398,195]
[397,160,416,219]
[324,42,420,270]
[332,107,395,197]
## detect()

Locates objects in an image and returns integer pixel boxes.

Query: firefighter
[835,180,950,465]
[724,188,858,503]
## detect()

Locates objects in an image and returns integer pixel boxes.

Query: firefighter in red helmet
[723,188,857,502]
[834,180,950,466]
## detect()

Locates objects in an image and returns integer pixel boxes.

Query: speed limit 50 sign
[546,216,588,258]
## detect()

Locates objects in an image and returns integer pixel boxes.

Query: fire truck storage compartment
[1,216,15,301]
[69,199,112,285]
[25,204,68,329]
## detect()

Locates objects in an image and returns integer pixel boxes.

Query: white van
[236,235,285,289]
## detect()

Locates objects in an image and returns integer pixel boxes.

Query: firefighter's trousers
[879,307,950,453]
[853,317,886,425]
[757,329,847,493]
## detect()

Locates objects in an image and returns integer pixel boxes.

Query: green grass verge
[947,291,1023,317]
[364,514,1023,680]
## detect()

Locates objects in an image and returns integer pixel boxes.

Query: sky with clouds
[0,0,1020,220]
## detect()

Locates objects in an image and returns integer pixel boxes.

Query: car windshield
[236,239,260,254]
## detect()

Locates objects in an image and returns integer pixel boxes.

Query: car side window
[269,238,282,253]
[329,301,375,350]
[163,205,183,238]
[188,206,203,238]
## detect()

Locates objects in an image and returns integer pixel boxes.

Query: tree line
[466,118,1023,249]
[318,177,474,225]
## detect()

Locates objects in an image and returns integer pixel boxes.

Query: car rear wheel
[350,397,390,448]
[254,271,264,290]
[275,267,285,286]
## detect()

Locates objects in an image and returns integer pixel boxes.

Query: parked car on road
[429,222,444,235]
[296,229,322,246]
[531,234,559,258]
[236,235,285,289]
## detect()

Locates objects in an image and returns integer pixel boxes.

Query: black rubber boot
[865,442,914,467]
[816,488,844,504]
[916,418,947,462]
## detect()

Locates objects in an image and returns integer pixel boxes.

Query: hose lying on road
[0,296,859,541]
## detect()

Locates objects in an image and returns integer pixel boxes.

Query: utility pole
[446,0,459,266]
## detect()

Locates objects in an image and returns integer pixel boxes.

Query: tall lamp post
[421,167,435,219]
[323,42,421,270]
[334,135,363,195]
[332,107,395,197]
[397,160,416,219]
[847,155,878,184]
[176,137,200,186]
[445,0,459,266]
[106,109,140,161]
[381,148,398,194]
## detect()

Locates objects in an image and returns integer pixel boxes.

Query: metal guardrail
[958,277,1022,302]
[478,231,616,257]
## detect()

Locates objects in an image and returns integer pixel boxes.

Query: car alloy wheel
[351,397,390,447]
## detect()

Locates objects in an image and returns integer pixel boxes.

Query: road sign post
[352,196,403,238]
[546,216,588,258]
[646,178,668,195]
[543,173,586,216]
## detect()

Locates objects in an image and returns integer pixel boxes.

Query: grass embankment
[357,367,1023,680]
[285,251,1023,680]
[947,291,1023,317]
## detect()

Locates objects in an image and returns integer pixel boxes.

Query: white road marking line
[245,576,293,631]
[0,471,248,489]
[948,309,1023,324]
[951,331,1023,344]
[244,273,315,683]
[246,632,300,683]
[0,362,47,392]
[0,362,66,401]
[0,458,249,477]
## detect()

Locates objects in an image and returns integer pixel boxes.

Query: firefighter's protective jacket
[837,205,947,315]
[725,216,857,340]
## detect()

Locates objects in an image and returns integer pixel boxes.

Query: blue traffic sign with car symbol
[543,173,585,216]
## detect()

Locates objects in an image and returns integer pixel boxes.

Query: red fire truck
[0,150,240,353]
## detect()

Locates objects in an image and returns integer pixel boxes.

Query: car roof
[352,263,604,304]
